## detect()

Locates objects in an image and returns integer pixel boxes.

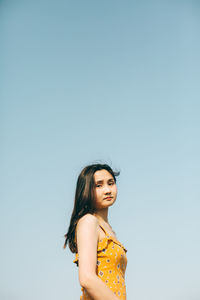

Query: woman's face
[93,169,117,210]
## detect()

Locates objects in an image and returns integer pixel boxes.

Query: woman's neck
[93,208,116,237]
[94,208,108,223]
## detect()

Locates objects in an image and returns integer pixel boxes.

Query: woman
[64,163,128,300]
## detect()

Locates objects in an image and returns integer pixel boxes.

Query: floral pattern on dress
[73,225,128,300]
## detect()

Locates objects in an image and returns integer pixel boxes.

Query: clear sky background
[1,0,200,300]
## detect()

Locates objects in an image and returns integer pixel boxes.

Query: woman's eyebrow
[95,178,114,184]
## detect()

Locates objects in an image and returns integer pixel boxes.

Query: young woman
[64,163,128,300]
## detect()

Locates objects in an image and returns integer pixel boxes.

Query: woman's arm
[76,214,119,300]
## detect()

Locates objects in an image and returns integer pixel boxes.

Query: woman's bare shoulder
[76,214,99,246]
[77,213,98,230]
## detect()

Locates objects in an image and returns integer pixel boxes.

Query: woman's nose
[104,184,111,193]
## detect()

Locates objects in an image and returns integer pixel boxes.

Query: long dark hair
[63,163,120,253]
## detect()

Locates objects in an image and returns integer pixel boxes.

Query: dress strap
[99,224,110,238]
[98,223,127,252]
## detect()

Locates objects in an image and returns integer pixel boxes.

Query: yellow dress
[73,224,128,300]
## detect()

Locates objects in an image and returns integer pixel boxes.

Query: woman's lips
[104,197,113,200]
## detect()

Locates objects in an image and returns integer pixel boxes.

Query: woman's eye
[96,184,101,187]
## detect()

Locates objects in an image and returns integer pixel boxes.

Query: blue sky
[1,1,200,299]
